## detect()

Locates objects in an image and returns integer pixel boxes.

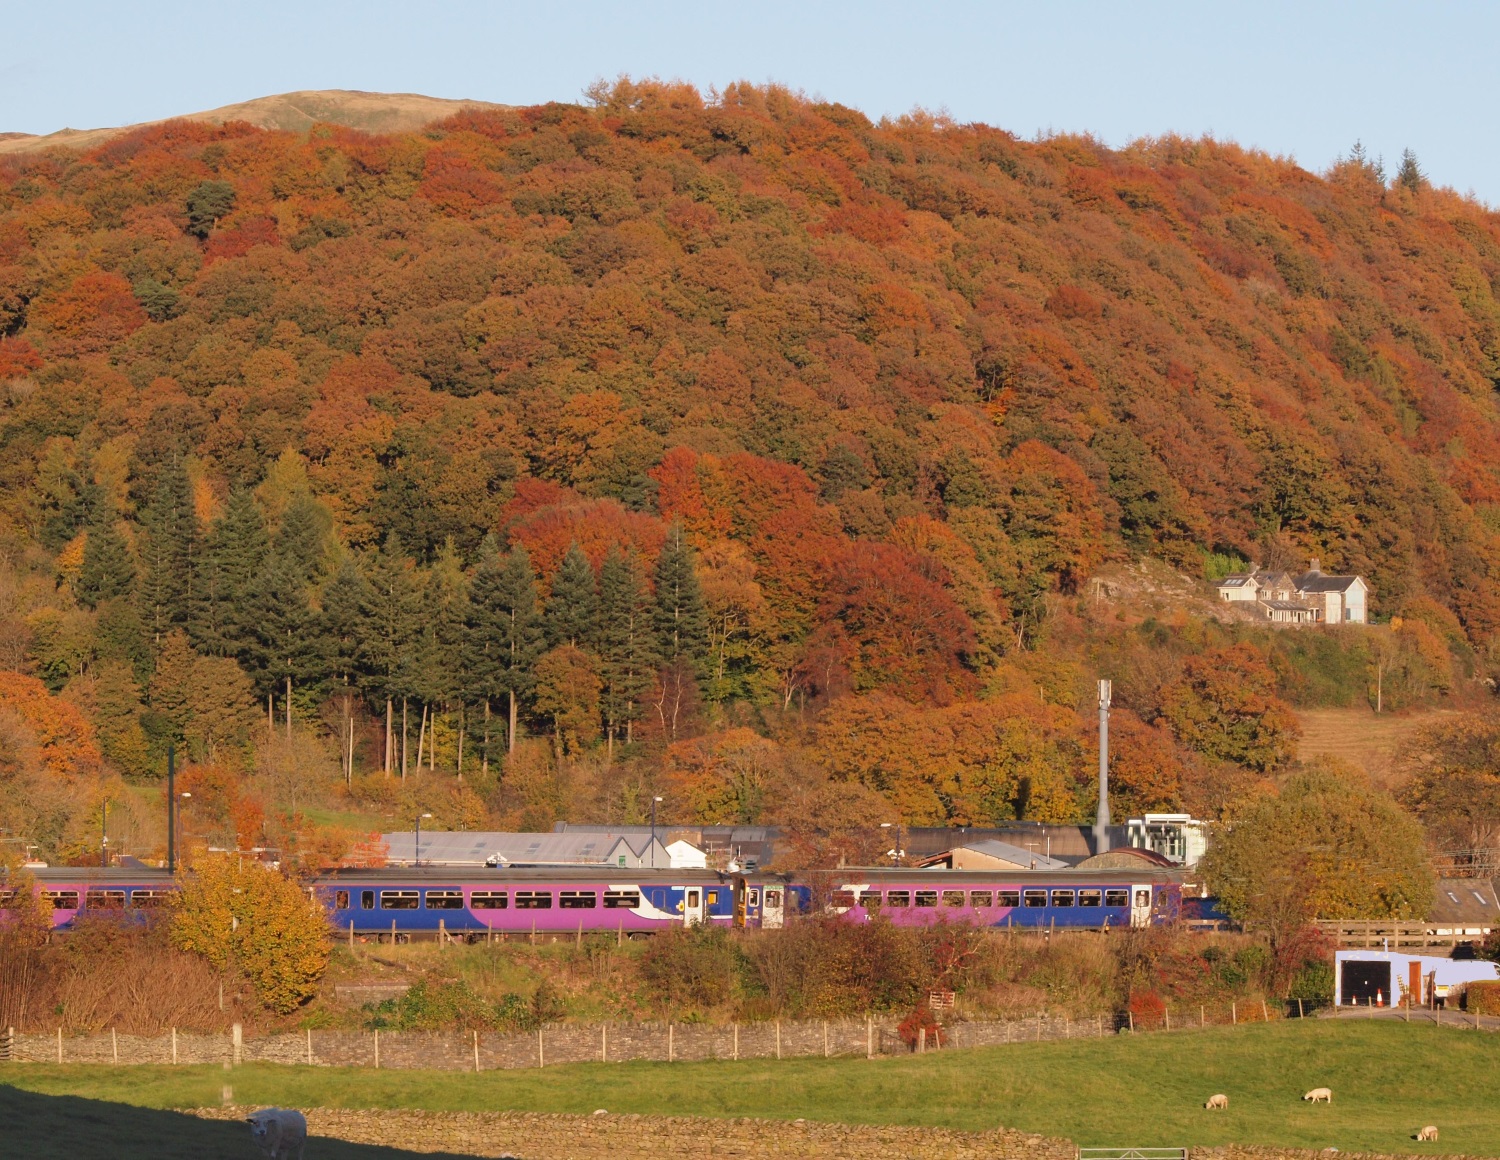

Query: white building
[1125,814,1208,867]
[1215,559,1368,624]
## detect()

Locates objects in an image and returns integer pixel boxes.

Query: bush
[368,979,544,1032]
[1128,990,1166,1027]
[639,924,744,1012]
[1465,980,1500,1015]
[896,1005,945,1049]
[1288,961,1334,1004]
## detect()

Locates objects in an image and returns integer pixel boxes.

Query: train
[3,864,1184,938]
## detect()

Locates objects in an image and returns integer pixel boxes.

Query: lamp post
[177,792,191,866]
[415,813,432,867]
[101,800,108,868]
[651,796,663,868]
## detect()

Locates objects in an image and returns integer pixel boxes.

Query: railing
[1314,920,1486,949]
[1078,1149,1187,1160]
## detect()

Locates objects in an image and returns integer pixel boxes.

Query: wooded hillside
[1,80,1496,863]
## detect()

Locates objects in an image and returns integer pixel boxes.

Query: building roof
[918,839,1070,871]
[1293,570,1363,593]
[1217,574,1257,588]
[1075,847,1176,870]
[1260,599,1317,612]
[380,830,673,867]
[1430,878,1500,925]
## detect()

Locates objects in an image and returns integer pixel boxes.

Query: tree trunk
[416,704,429,772]
[430,706,437,772]
[285,675,293,740]
[401,698,408,782]
[384,697,393,775]
[508,690,518,754]
[456,705,465,782]
[346,703,355,788]
[268,693,275,743]
[482,700,490,776]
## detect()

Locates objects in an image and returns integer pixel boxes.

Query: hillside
[0,89,508,156]
[0,80,1495,862]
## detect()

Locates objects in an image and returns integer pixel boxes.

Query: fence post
[474,1030,481,1073]
[866,1014,873,1060]
[1261,1000,1269,1023]
[668,1022,674,1063]
[171,1027,177,1065]
[538,1027,544,1068]
[112,1028,118,1065]
[823,1020,829,1058]
[349,920,354,950]
[57,1026,63,1064]
[601,1024,606,1064]
[1231,1002,1236,1025]
[373,1029,379,1069]
[306,1028,313,1066]
[733,1023,739,1061]
[232,1023,242,1067]
[1163,1009,1168,1032]
[1201,1004,1205,1027]
[918,1026,926,1054]
[775,1020,781,1060]
[1127,1012,1134,1033]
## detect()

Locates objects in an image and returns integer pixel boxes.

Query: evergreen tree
[1396,148,1425,193]
[652,522,707,664]
[322,557,371,688]
[359,532,422,773]
[597,544,657,749]
[465,539,543,754]
[192,488,268,658]
[241,553,325,734]
[147,628,198,739]
[273,492,330,585]
[546,542,598,648]
[137,458,200,643]
[412,539,469,773]
[77,518,136,608]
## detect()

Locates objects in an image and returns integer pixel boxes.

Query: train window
[997,889,1020,907]
[560,891,597,909]
[1105,888,1129,907]
[1078,889,1102,907]
[130,890,169,908]
[334,890,350,910]
[832,890,856,908]
[0,889,12,906]
[515,891,553,909]
[915,890,938,908]
[44,890,79,910]
[379,890,419,910]
[1134,889,1151,909]
[425,890,464,909]
[969,890,993,908]
[1022,889,1048,908]
[941,890,965,907]
[86,889,126,909]
[603,890,639,908]
[857,892,881,908]
[472,891,508,909]
[361,890,375,910]
[1051,890,1075,908]
[747,888,760,907]
[885,890,910,907]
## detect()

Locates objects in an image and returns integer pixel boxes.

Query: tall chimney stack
[1094,679,1111,854]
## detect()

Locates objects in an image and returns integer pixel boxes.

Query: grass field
[6,1019,1498,1156]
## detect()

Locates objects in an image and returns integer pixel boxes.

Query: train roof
[314,866,783,884]
[819,866,1186,885]
[14,867,175,884]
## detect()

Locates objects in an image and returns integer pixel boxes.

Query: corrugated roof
[380,830,671,866]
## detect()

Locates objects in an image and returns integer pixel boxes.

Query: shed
[1334,950,1499,1007]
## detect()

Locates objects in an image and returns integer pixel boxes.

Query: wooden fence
[1314,920,1485,950]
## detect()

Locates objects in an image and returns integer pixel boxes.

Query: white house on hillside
[1215,559,1368,624]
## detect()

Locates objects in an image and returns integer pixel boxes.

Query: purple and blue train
[5,864,1183,938]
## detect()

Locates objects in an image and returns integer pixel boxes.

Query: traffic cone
[1377,989,1384,1007]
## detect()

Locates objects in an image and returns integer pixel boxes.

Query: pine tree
[137,459,200,643]
[77,519,136,608]
[465,539,543,755]
[193,488,268,658]
[241,553,325,736]
[148,628,199,739]
[359,532,422,773]
[413,539,470,775]
[1396,148,1425,193]
[273,492,329,585]
[652,522,707,664]
[597,545,657,749]
[321,556,372,785]
[546,542,599,648]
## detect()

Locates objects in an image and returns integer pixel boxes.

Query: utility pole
[166,743,176,872]
[1094,679,1111,855]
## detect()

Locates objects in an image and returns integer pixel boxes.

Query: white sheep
[1416,1125,1439,1142]
[246,1108,307,1160]
[1303,1087,1333,1103]
[1204,1093,1229,1110]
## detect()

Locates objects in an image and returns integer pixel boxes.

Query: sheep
[246,1108,307,1160]
[1303,1087,1333,1103]
[1416,1125,1439,1142]
[1204,1094,1229,1110]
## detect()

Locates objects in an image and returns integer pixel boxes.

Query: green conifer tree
[77,519,136,608]
[137,459,200,643]
[359,532,422,773]
[1396,148,1425,193]
[273,492,330,585]
[652,522,707,664]
[597,544,657,749]
[546,542,599,648]
[193,488,268,658]
[241,554,325,735]
[465,539,543,755]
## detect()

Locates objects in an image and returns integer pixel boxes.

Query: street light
[415,813,433,867]
[651,797,663,868]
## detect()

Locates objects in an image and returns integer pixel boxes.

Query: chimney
[1308,557,1320,573]
[1094,679,1111,854]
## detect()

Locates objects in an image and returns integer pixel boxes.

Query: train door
[763,886,784,929]
[733,878,747,928]
[1130,885,1153,928]
[683,886,704,926]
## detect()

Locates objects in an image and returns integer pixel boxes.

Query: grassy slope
[1295,707,1453,787]
[6,1020,1496,1155]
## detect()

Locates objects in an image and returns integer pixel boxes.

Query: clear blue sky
[4,1,1495,203]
